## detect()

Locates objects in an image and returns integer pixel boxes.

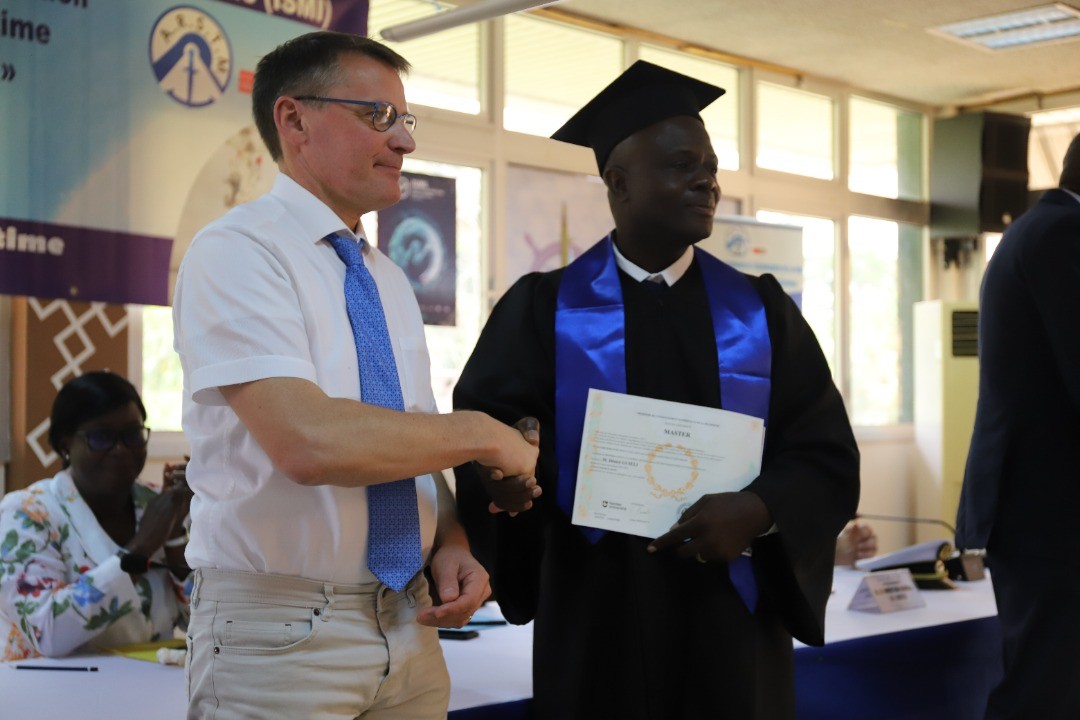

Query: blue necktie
[327,233,422,592]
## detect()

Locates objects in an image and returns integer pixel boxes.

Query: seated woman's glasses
[77,426,152,453]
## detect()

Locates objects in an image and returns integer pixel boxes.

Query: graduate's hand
[416,542,491,628]
[646,491,772,563]
[475,417,543,516]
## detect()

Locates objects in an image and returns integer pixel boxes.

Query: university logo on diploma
[572,389,765,538]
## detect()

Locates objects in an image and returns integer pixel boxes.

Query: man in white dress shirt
[173,32,538,720]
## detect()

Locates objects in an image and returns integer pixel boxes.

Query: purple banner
[378,172,457,326]
[211,0,369,34]
[0,218,172,306]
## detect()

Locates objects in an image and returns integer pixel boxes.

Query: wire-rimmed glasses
[293,96,417,134]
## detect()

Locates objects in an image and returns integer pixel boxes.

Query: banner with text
[700,215,805,308]
[0,0,368,305]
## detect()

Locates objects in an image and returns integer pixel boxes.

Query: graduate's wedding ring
[695,553,707,564]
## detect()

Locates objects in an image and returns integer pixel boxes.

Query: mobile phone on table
[438,628,480,641]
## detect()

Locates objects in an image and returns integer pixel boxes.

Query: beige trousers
[186,568,449,720]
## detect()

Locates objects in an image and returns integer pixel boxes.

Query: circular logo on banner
[149,6,231,108]
[725,229,749,257]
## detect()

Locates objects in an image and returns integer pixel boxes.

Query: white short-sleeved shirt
[173,173,438,584]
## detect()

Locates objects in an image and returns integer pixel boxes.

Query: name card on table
[848,569,927,613]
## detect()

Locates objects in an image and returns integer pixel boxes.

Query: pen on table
[14,664,98,672]
[465,619,508,626]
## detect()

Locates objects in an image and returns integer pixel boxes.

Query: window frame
[131,8,932,434]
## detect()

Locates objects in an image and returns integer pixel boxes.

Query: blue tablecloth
[449,615,1004,720]
[794,615,1002,720]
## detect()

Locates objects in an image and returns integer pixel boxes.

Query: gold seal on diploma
[644,443,700,499]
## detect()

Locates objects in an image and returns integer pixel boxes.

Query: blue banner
[209,0,368,33]
[0,0,369,305]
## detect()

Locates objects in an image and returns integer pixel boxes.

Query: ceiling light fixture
[380,0,566,43]
[930,3,1080,51]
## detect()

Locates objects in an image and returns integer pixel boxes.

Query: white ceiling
[547,0,1080,110]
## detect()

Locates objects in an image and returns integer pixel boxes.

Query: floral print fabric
[0,471,188,660]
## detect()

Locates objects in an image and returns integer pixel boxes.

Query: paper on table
[104,638,185,663]
[854,539,954,572]
[572,389,765,538]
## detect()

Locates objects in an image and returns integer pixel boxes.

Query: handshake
[474,416,543,517]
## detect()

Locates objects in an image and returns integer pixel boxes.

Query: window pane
[369,0,481,114]
[504,14,623,137]
[848,216,922,425]
[638,46,740,171]
[756,83,834,179]
[142,305,183,432]
[849,97,924,199]
[756,210,837,377]
[362,160,483,413]
[984,232,1003,262]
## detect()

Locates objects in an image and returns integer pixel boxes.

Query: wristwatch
[116,547,151,574]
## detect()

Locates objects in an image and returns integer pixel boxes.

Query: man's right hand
[474,417,542,515]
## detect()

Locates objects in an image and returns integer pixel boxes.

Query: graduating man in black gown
[453,61,860,720]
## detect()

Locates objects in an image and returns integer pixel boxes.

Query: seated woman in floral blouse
[0,371,192,660]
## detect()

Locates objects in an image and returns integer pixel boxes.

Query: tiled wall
[6,297,128,491]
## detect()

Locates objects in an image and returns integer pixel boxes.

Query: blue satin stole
[554,235,772,612]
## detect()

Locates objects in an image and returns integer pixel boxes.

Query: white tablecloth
[0,569,997,719]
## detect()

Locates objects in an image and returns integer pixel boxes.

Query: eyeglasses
[293,96,417,134]
[75,426,151,453]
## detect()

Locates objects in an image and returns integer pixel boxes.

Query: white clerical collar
[1062,187,1080,206]
[612,242,695,286]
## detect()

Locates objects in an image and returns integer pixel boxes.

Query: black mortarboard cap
[550,60,725,174]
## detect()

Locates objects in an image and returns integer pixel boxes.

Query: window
[849,97,924,199]
[756,83,835,179]
[141,305,183,432]
[504,14,623,136]
[130,20,931,434]
[984,232,1003,262]
[362,159,484,413]
[638,46,740,170]
[848,217,922,425]
[369,0,481,114]
[756,210,838,376]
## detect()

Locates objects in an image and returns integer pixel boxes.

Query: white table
[795,568,1001,720]
[808,566,998,645]
[0,570,997,719]
[0,620,534,720]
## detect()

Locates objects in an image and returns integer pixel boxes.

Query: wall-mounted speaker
[931,111,1030,236]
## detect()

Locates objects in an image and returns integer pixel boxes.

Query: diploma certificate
[571,389,765,538]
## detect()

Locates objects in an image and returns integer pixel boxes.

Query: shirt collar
[612,242,695,286]
[270,172,370,250]
[1062,187,1080,206]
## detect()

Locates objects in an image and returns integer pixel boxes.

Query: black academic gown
[454,256,859,720]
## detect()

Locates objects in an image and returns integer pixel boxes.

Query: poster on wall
[503,164,613,292]
[700,215,805,307]
[0,0,368,306]
[377,171,457,326]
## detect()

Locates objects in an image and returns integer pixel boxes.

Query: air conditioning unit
[913,300,979,544]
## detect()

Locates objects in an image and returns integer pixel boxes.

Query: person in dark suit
[453,61,860,720]
[957,132,1080,720]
